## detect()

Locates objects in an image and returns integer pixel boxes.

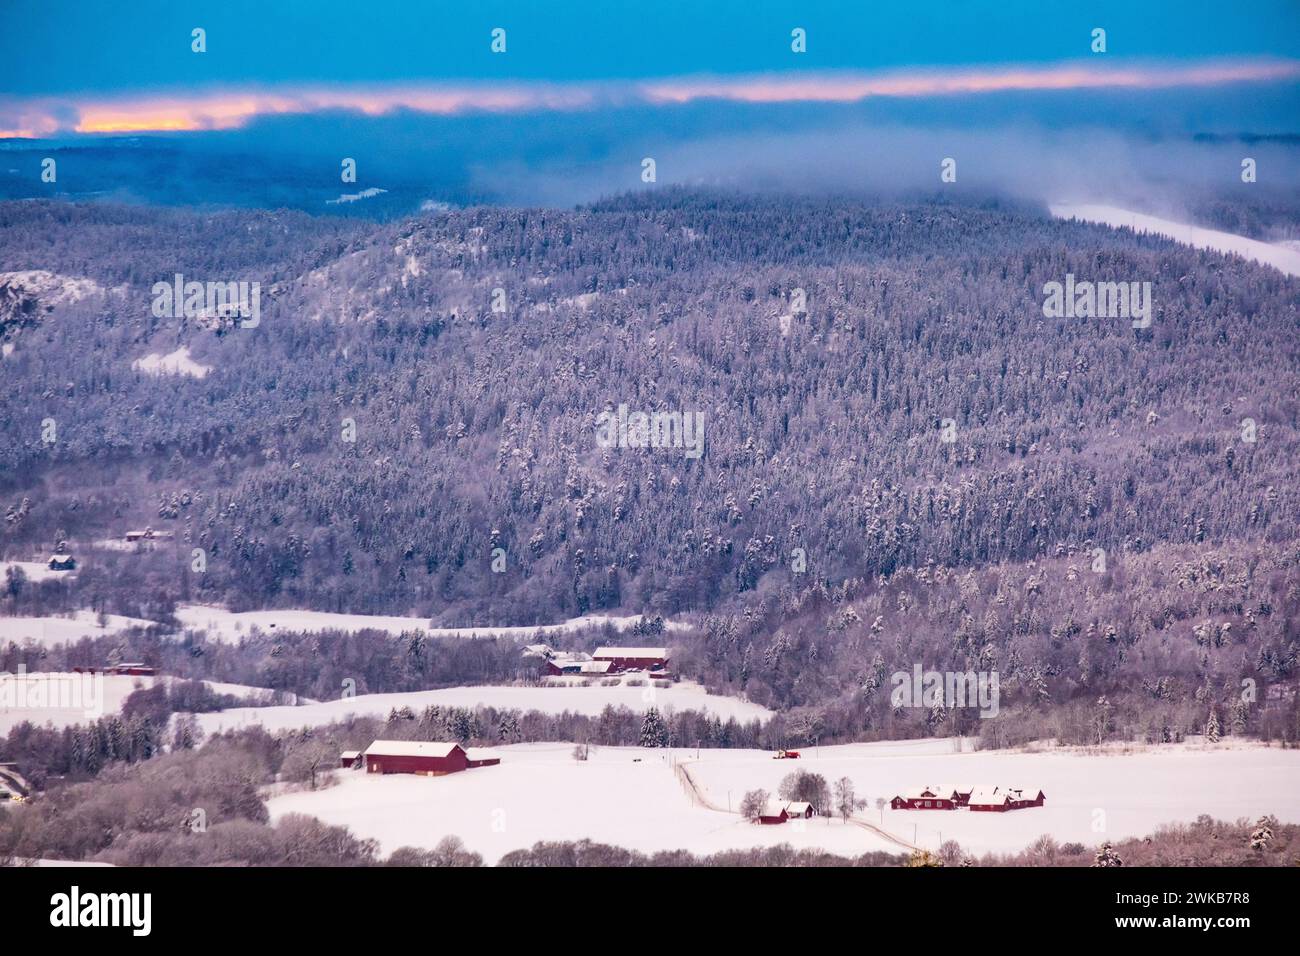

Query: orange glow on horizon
[3,59,1296,136]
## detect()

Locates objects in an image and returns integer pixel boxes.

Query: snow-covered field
[0,609,156,646]
[267,738,1300,863]
[268,742,900,863]
[194,680,771,735]
[0,673,275,733]
[686,739,1300,856]
[175,603,686,642]
[1051,202,1300,278]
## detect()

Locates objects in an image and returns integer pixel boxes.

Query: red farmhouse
[890,787,957,810]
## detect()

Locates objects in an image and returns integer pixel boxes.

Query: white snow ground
[0,673,274,733]
[267,742,901,863]
[193,680,771,735]
[174,604,686,642]
[0,609,156,646]
[266,738,1300,863]
[1050,203,1300,278]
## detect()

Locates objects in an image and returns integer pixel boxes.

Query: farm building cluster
[523,644,671,678]
[890,785,1045,812]
[69,663,157,676]
[757,800,817,825]
[339,740,500,777]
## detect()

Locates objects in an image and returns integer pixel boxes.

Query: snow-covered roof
[550,651,591,663]
[592,647,669,659]
[761,800,790,818]
[1007,786,1044,799]
[968,786,1008,806]
[934,783,973,795]
[363,740,463,758]
[784,801,813,815]
[579,660,613,673]
[521,644,553,658]
[340,750,360,759]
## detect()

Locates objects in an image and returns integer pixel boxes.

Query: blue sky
[4,0,1299,94]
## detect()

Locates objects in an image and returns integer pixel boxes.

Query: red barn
[363,741,469,776]
[591,646,670,672]
[339,750,360,769]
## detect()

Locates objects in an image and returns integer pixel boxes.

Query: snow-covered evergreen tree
[1092,841,1123,867]
[1249,817,1274,852]
[639,708,669,748]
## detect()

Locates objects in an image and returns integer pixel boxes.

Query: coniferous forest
[1,191,1298,750]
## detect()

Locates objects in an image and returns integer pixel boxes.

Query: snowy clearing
[193,680,771,735]
[175,603,687,642]
[1050,203,1300,278]
[268,738,1300,863]
[0,609,155,646]
[0,673,275,733]
[131,345,211,378]
[0,559,76,584]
